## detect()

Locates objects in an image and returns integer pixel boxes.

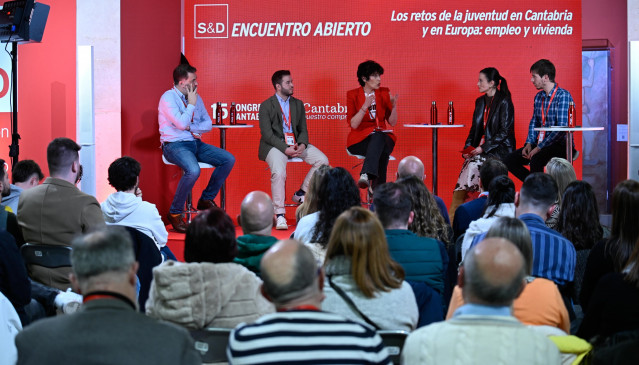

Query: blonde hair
[545,157,576,204]
[324,207,404,298]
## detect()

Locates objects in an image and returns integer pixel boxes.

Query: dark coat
[464,92,516,160]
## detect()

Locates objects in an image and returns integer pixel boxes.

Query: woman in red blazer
[346,60,398,195]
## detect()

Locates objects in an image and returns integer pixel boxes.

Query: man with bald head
[402,238,560,364]
[233,191,278,275]
[228,239,391,364]
[396,156,450,225]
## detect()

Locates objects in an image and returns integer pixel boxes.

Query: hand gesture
[284,145,297,157]
[362,93,375,110]
[391,94,399,108]
[186,84,198,106]
[522,144,532,159]
[470,146,483,156]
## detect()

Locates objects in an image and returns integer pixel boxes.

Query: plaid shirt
[525,84,574,149]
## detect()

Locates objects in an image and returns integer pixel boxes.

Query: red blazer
[346,87,396,147]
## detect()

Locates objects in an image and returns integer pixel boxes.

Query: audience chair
[123,227,162,313]
[378,330,409,365]
[190,327,232,364]
[20,243,72,269]
[162,155,213,223]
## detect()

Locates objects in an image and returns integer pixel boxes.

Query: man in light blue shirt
[159,64,235,233]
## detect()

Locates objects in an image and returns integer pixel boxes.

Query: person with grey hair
[402,238,560,364]
[228,239,391,364]
[233,191,278,275]
[18,137,105,290]
[15,227,200,365]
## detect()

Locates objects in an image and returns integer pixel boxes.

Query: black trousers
[347,131,395,188]
[504,140,567,182]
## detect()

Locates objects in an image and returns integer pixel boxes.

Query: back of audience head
[107,156,140,192]
[485,217,533,275]
[607,180,639,271]
[311,167,361,245]
[0,159,9,196]
[516,172,558,217]
[484,175,515,218]
[260,239,323,308]
[12,159,44,187]
[623,237,639,289]
[325,207,404,298]
[397,156,425,180]
[373,182,412,229]
[47,137,81,178]
[240,191,274,236]
[479,158,508,191]
[184,207,237,263]
[556,180,602,250]
[545,157,576,205]
[70,226,137,298]
[396,175,449,244]
[296,164,331,222]
[461,237,526,306]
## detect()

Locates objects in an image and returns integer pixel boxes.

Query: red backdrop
[181,0,582,219]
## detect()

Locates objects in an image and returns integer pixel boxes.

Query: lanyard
[279,103,291,130]
[83,291,137,310]
[540,87,557,127]
[483,96,494,130]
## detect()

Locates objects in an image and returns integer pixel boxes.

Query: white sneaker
[276,215,288,230]
[358,173,370,189]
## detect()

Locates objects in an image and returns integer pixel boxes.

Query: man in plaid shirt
[504,59,574,182]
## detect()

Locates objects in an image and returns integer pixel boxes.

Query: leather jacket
[464,92,516,160]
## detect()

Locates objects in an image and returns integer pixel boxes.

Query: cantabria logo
[195,4,228,39]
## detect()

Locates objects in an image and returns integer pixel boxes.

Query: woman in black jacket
[450,67,516,220]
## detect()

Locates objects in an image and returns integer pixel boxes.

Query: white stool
[162,155,214,223]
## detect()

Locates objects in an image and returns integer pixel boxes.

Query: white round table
[534,126,604,164]
[404,124,465,195]
[210,124,254,210]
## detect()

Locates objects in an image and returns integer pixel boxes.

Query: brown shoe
[167,213,187,233]
[197,198,218,210]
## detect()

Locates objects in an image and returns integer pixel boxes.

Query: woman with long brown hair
[321,207,418,331]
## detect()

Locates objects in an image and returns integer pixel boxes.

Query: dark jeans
[504,140,566,182]
[162,139,235,214]
[347,132,395,189]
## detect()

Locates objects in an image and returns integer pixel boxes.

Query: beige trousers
[265,145,328,215]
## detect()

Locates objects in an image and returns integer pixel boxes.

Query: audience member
[0,158,24,245]
[397,175,450,245]
[322,207,418,331]
[293,167,361,261]
[452,158,508,240]
[101,156,171,256]
[234,191,278,275]
[146,207,273,329]
[15,227,200,365]
[403,238,560,364]
[0,291,20,365]
[228,239,390,364]
[2,159,44,213]
[461,175,515,261]
[396,155,450,224]
[578,233,639,341]
[295,164,330,222]
[448,217,570,333]
[545,157,577,230]
[557,181,604,306]
[513,172,576,286]
[18,138,105,290]
[581,180,639,311]
[374,182,447,294]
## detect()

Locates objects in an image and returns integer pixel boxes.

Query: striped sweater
[227,310,391,364]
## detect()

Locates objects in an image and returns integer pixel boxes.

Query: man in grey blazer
[259,70,328,230]
[15,227,200,365]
